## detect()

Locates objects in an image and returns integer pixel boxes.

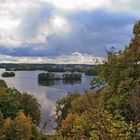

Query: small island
[2,72,15,77]
[38,72,82,86]
[38,72,61,81]
[62,73,82,81]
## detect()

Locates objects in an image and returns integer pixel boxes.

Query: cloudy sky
[0,0,139,64]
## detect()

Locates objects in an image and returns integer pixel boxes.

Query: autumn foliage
[54,21,140,140]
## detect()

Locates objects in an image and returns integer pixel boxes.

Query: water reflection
[38,79,82,86]
[62,80,81,85]
[38,80,56,86]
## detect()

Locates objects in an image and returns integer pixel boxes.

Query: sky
[0,0,139,64]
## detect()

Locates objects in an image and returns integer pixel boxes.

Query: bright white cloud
[42,0,140,14]
[0,19,21,47]
[0,18,19,30]
[50,15,70,34]
[0,0,71,47]
[51,0,96,11]
[51,16,69,30]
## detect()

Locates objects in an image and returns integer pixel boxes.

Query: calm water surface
[0,69,92,134]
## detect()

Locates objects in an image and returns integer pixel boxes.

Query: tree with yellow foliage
[3,117,15,140]
[15,111,32,140]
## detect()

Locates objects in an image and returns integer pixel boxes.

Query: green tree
[0,111,5,140]
[0,88,21,119]
[19,93,41,125]
[0,88,41,125]
[0,80,7,88]
[55,21,140,140]
[91,21,140,122]
[55,92,81,127]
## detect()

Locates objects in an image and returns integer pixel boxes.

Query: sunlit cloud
[41,0,140,14]
[51,15,70,33]
[49,0,110,11]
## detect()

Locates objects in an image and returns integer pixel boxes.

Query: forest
[0,21,140,140]
[51,21,140,139]
[0,79,43,139]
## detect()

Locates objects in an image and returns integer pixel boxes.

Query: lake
[0,69,93,134]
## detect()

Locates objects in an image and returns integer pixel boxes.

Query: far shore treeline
[0,63,98,76]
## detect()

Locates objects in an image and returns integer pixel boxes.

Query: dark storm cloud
[0,10,137,57]
[65,10,137,56]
